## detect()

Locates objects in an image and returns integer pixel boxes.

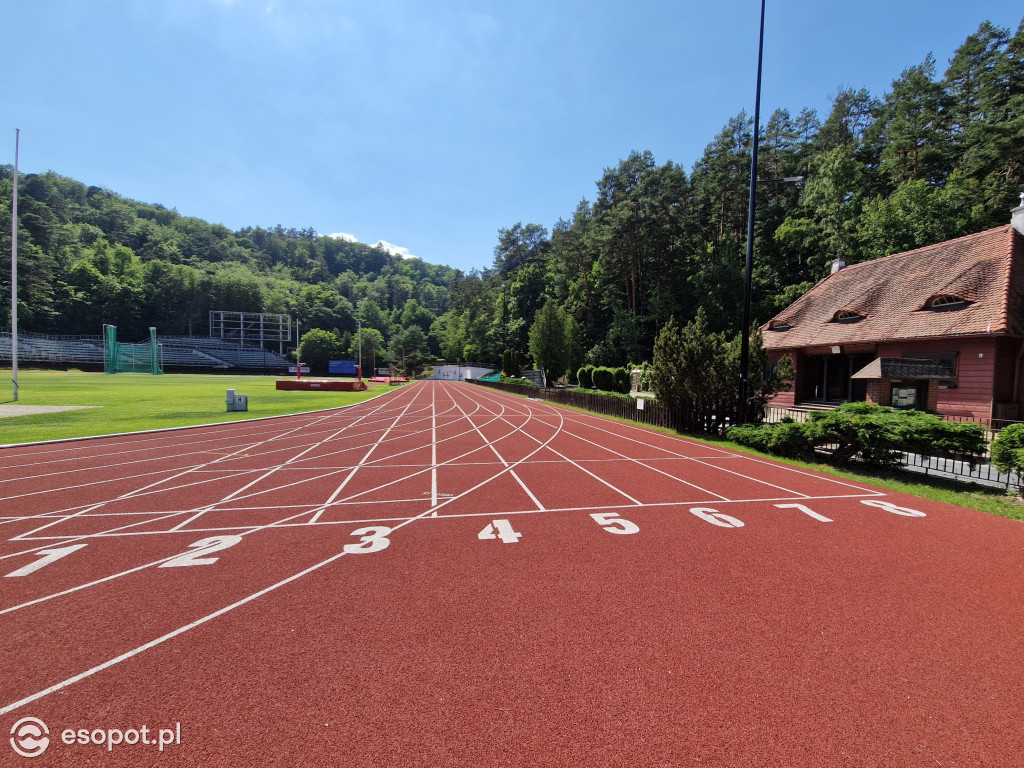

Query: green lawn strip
[0,370,393,444]
[517,395,1024,523]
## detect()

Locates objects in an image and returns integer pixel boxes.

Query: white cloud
[375,240,419,260]
[328,232,358,242]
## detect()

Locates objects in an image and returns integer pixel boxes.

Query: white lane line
[431,381,438,507]
[0,387,429,611]
[169,389,419,532]
[484,387,878,497]
[0,387,430,614]
[14,490,884,537]
[448,383,545,511]
[457,385,643,506]
[307,385,430,525]
[554,427,731,502]
[0,381,568,716]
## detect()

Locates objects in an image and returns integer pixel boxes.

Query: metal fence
[470,380,1022,492]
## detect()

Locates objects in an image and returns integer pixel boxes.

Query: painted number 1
[4,544,89,578]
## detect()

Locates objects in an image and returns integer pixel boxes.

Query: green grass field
[0,370,393,445]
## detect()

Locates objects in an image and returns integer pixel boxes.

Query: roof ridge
[998,228,1015,332]
[837,224,1011,272]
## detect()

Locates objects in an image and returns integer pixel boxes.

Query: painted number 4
[478,519,522,544]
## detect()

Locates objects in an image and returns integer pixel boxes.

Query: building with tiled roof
[762,203,1024,422]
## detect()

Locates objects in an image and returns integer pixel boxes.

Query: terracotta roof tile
[763,225,1024,350]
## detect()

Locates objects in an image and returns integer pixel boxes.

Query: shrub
[499,376,538,387]
[991,423,1024,489]
[612,367,630,394]
[592,367,615,392]
[726,422,814,459]
[728,404,985,468]
[577,366,593,389]
[805,403,985,467]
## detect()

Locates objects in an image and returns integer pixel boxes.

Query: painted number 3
[343,526,392,554]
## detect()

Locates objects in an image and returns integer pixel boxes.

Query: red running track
[1,380,1022,766]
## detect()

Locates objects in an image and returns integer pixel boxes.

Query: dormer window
[768,320,792,331]
[831,310,865,323]
[924,294,969,310]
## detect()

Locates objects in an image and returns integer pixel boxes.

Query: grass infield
[0,370,390,445]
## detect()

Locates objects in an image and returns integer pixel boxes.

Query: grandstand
[0,329,290,372]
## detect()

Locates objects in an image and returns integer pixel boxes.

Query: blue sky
[3,1,1021,272]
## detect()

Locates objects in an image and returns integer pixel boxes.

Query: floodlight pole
[738,0,765,425]
[10,129,20,401]
[357,316,362,382]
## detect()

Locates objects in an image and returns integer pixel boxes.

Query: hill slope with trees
[3,17,1021,379]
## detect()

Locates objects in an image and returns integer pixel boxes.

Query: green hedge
[577,366,594,389]
[726,403,986,468]
[592,367,615,392]
[612,367,630,394]
[991,422,1024,485]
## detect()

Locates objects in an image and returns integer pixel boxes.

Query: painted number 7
[590,512,640,535]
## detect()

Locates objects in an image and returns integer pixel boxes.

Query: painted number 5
[344,526,392,554]
[590,512,640,535]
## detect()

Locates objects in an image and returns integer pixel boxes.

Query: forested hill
[2,17,1023,375]
[0,168,458,346]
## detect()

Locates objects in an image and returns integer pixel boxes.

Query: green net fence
[102,326,163,375]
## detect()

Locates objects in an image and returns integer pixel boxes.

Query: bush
[728,403,985,468]
[991,423,1024,487]
[592,367,615,392]
[577,366,593,389]
[499,376,538,387]
[805,403,985,467]
[726,422,814,459]
[612,367,630,394]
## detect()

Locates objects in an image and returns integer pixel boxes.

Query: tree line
[437,18,1024,376]
[3,17,1021,380]
[0,169,456,371]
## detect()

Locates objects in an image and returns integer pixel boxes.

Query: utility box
[226,389,248,412]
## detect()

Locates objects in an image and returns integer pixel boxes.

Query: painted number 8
[860,499,925,517]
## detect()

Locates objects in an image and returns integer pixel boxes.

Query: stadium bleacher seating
[0,330,291,371]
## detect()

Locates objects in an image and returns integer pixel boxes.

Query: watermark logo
[10,717,49,758]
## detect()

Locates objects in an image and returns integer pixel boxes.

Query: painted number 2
[478,519,522,544]
[160,535,243,568]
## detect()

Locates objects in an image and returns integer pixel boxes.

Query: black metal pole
[739,0,765,425]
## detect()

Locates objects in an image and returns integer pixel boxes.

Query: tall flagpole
[11,128,18,402]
